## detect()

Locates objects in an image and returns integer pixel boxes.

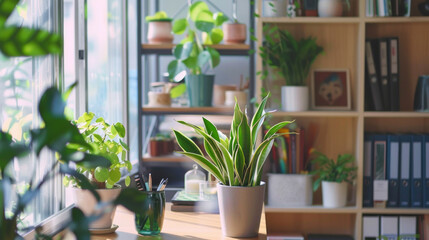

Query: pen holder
[134,191,166,236]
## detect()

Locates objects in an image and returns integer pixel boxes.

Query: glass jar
[184,164,206,195]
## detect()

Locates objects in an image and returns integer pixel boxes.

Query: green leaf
[197,50,210,67]
[0,26,62,57]
[170,83,186,98]
[190,1,209,21]
[214,12,228,26]
[63,82,77,101]
[167,60,187,81]
[206,47,220,68]
[264,121,291,140]
[182,56,198,69]
[38,87,66,123]
[173,130,203,155]
[69,207,91,240]
[195,10,214,33]
[125,176,131,186]
[179,152,225,183]
[114,123,126,138]
[172,18,187,34]
[202,117,220,141]
[210,28,223,44]
[94,167,109,182]
[0,0,19,28]
[60,164,100,201]
[109,168,121,183]
[173,42,193,60]
[114,188,148,214]
[145,11,171,22]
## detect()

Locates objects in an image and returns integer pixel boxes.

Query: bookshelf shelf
[256,0,429,239]
[260,17,360,24]
[271,111,359,118]
[362,208,429,215]
[142,106,234,115]
[141,43,250,55]
[364,112,429,118]
[142,154,190,163]
[265,206,358,214]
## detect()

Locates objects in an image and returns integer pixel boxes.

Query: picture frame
[311,69,351,110]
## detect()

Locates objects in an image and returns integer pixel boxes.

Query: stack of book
[365,37,400,111]
[366,0,411,17]
[363,133,429,208]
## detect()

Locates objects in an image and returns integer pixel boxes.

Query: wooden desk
[90,203,267,240]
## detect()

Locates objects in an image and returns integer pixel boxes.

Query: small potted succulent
[168,1,228,107]
[63,112,132,229]
[173,94,290,237]
[223,0,246,44]
[310,151,357,208]
[146,11,173,44]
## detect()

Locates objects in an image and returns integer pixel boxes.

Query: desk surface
[90,203,267,240]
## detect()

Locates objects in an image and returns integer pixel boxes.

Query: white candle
[185,179,205,194]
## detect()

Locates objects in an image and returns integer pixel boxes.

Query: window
[0,0,63,229]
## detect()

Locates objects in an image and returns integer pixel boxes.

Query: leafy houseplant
[168,1,228,107]
[260,27,323,111]
[310,151,357,208]
[63,112,132,229]
[173,94,290,237]
[146,11,173,44]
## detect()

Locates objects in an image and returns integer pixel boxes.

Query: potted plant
[173,94,290,237]
[260,28,324,112]
[63,112,132,229]
[168,1,228,107]
[146,11,173,44]
[223,0,246,44]
[310,151,357,208]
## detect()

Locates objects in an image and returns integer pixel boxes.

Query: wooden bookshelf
[141,43,250,55]
[256,0,429,239]
[142,106,234,115]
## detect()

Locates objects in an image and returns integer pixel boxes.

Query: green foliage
[173,94,291,186]
[0,0,62,57]
[310,151,357,192]
[145,11,172,22]
[168,1,228,78]
[259,27,323,86]
[63,112,131,189]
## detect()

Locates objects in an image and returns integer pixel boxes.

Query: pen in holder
[134,190,166,236]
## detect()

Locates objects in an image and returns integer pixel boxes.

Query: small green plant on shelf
[310,151,357,191]
[63,112,132,189]
[173,93,291,186]
[259,27,324,86]
[145,11,172,22]
[168,1,228,78]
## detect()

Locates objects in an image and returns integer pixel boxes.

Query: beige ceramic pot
[147,21,173,44]
[223,23,246,44]
[73,185,122,229]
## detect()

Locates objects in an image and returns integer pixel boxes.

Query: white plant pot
[281,86,309,112]
[318,0,344,17]
[322,181,347,208]
[217,182,265,238]
[73,186,122,229]
[263,0,287,17]
[268,174,313,207]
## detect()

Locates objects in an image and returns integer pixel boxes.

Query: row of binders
[363,215,422,239]
[365,37,400,112]
[366,0,411,17]
[269,127,308,174]
[363,133,429,208]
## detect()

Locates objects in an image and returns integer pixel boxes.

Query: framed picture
[311,69,351,110]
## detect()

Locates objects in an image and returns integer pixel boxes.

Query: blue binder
[386,134,400,207]
[424,135,429,208]
[399,135,412,207]
[411,135,423,207]
[363,134,374,207]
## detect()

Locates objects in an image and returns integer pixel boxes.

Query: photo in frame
[311,69,351,110]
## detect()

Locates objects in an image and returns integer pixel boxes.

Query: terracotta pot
[147,21,173,44]
[149,139,162,156]
[223,23,246,44]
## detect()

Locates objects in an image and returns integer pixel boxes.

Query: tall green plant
[173,94,291,186]
[168,1,228,78]
[260,27,323,86]
[310,151,357,191]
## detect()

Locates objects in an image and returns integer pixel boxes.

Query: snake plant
[173,94,291,186]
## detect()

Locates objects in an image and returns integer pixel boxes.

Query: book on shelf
[363,215,421,240]
[367,0,411,17]
[364,132,429,209]
[365,37,400,111]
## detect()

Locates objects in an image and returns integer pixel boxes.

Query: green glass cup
[134,191,166,236]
